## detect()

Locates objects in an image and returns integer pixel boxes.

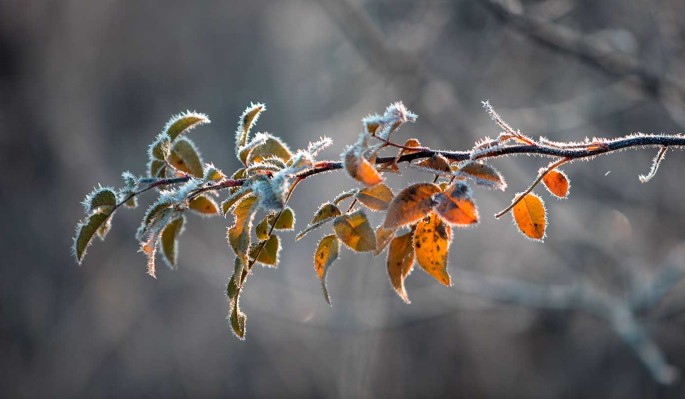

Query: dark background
[2,0,685,397]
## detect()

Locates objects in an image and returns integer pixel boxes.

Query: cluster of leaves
[74,101,589,340]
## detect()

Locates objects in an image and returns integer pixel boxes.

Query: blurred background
[2,0,685,397]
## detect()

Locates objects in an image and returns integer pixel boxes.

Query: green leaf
[87,188,117,212]
[249,235,280,267]
[164,111,210,141]
[314,234,340,304]
[296,203,342,240]
[270,207,295,230]
[149,159,166,178]
[73,212,111,264]
[333,210,377,252]
[167,138,204,177]
[160,215,185,269]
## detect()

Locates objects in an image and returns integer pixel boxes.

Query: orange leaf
[344,149,383,186]
[399,138,422,156]
[189,195,219,215]
[512,193,546,241]
[414,213,452,286]
[387,231,415,303]
[333,210,377,252]
[433,182,479,226]
[374,226,397,256]
[383,183,441,229]
[542,169,570,199]
[314,234,340,304]
[356,183,394,211]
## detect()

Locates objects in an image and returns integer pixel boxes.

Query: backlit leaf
[255,217,270,240]
[383,183,441,229]
[296,203,342,240]
[235,103,265,152]
[96,215,113,240]
[416,154,451,174]
[245,134,292,165]
[542,169,570,199]
[167,138,204,177]
[512,193,547,241]
[374,226,397,256]
[314,234,340,304]
[249,235,280,267]
[228,195,258,264]
[227,258,249,339]
[433,182,479,226]
[333,210,376,252]
[387,231,415,303]
[457,161,507,191]
[343,148,383,187]
[414,213,452,286]
[87,188,117,212]
[160,215,185,269]
[149,159,166,178]
[399,138,422,156]
[164,111,210,141]
[356,183,393,211]
[189,194,219,216]
[271,207,295,230]
[73,212,111,264]
[221,187,251,216]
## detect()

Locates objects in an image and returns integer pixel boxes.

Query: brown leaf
[356,183,394,211]
[416,154,451,174]
[512,193,546,241]
[387,231,415,303]
[457,161,507,191]
[542,169,570,199]
[189,194,219,215]
[333,210,377,252]
[432,182,479,226]
[314,234,340,304]
[383,183,441,229]
[344,148,383,186]
[296,203,342,240]
[414,213,452,286]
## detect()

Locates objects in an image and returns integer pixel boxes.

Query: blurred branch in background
[479,0,685,128]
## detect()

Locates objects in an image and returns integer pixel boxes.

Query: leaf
[542,169,570,199]
[399,138,422,156]
[228,195,258,263]
[189,194,219,216]
[73,212,111,264]
[96,215,113,240]
[512,193,547,241]
[244,134,292,165]
[141,235,159,278]
[343,148,383,187]
[160,215,185,269]
[356,183,393,211]
[296,203,342,240]
[150,134,170,160]
[235,103,265,152]
[227,258,249,339]
[164,111,210,141]
[457,161,507,191]
[314,234,340,304]
[255,216,270,240]
[333,210,377,252]
[416,154,451,174]
[374,226,397,256]
[271,207,295,230]
[432,182,479,226]
[414,213,452,286]
[387,231,415,303]
[383,183,441,229]
[149,159,166,178]
[249,235,280,267]
[230,304,247,340]
[87,188,117,212]
[167,138,204,177]
[221,187,251,216]
[140,201,174,239]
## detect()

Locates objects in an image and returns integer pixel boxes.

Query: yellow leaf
[344,149,383,186]
[416,154,451,174]
[167,139,204,177]
[296,203,342,240]
[333,210,377,252]
[383,183,441,229]
[374,226,396,256]
[228,195,258,261]
[314,234,340,304]
[414,213,452,286]
[249,235,280,267]
[542,169,570,199]
[245,135,292,165]
[457,161,507,191]
[189,195,219,216]
[164,111,210,141]
[255,216,270,240]
[387,231,415,303]
[221,187,251,216]
[433,182,479,226]
[160,216,185,269]
[270,207,295,230]
[356,183,394,211]
[512,193,547,241]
